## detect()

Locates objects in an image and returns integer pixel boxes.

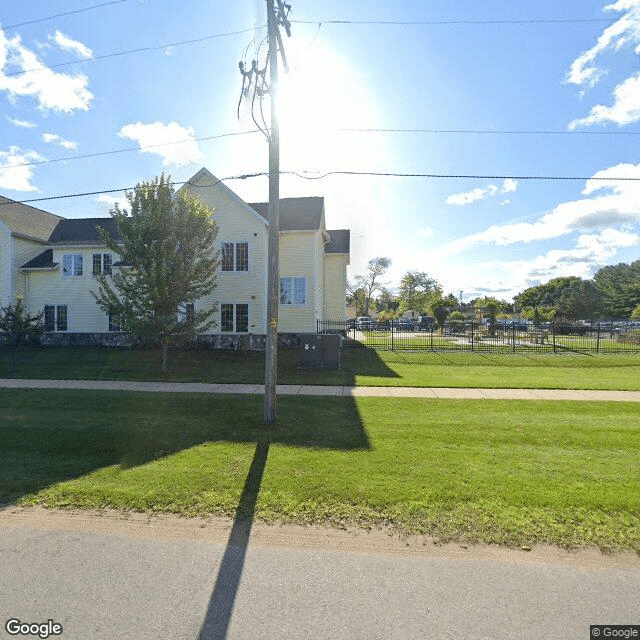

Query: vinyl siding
[13,238,47,303]
[324,253,348,320]
[0,226,9,307]
[278,231,317,332]
[27,248,113,331]
[181,177,268,334]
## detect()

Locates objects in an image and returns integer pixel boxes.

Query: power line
[4,169,638,208]
[7,125,638,173]
[337,127,640,136]
[1,1,127,32]
[285,170,640,182]
[4,26,266,78]
[291,17,636,26]
[7,130,264,170]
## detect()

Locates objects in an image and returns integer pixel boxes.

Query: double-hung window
[221,242,249,272]
[44,305,68,331]
[280,277,306,305]
[62,254,83,277]
[108,312,122,332]
[221,303,249,333]
[93,253,112,275]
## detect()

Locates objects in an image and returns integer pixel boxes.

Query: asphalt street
[1,519,638,640]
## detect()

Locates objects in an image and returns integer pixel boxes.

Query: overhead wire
[0,0,127,32]
[3,169,639,208]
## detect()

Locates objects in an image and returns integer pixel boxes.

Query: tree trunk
[161,342,168,374]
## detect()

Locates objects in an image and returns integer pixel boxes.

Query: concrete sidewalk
[1,378,639,401]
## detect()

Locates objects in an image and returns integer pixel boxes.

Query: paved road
[1,511,638,640]
[1,377,639,401]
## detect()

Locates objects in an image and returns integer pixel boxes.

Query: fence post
[552,322,556,353]
[430,326,433,350]
[391,322,394,351]
[596,322,600,354]
[471,322,474,352]
[512,323,516,352]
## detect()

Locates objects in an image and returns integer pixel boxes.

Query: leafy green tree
[0,298,44,375]
[397,271,439,314]
[351,257,391,316]
[92,174,220,373]
[375,287,400,314]
[593,260,640,318]
[346,284,368,317]
[513,277,584,311]
[631,304,640,320]
[555,279,602,319]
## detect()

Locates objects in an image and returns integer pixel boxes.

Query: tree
[513,277,584,312]
[375,287,400,314]
[397,271,439,314]
[0,298,44,375]
[593,260,640,318]
[92,174,220,373]
[346,284,368,317]
[555,279,602,319]
[351,257,391,316]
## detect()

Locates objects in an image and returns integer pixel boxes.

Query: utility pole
[264,0,290,424]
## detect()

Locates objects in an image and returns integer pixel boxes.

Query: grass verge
[2,345,640,390]
[2,389,638,552]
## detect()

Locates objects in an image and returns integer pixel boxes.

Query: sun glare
[276,43,379,172]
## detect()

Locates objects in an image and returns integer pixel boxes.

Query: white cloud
[445,179,517,206]
[49,30,92,59]
[42,132,78,150]
[118,121,204,166]
[6,116,36,128]
[566,0,640,89]
[440,163,640,254]
[0,146,44,191]
[568,70,640,128]
[96,193,128,209]
[0,30,93,113]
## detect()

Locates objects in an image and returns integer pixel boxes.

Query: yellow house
[2,168,349,343]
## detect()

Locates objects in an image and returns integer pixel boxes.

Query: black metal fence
[317,319,640,354]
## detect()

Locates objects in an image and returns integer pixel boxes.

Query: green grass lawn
[2,388,638,552]
[2,345,640,390]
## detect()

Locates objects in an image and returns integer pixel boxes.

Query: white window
[108,312,122,332]
[221,242,249,272]
[93,253,112,275]
[221,303,249,332]
[280,277,306,305]
[62,254,83,277]
[44,305,68,331]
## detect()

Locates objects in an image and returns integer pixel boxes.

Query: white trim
[219,239,251,273]
[219,301,251,333]
[178,167,270,226]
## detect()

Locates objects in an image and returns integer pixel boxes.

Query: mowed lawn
[1,345,640,390]
[1,389,638,552]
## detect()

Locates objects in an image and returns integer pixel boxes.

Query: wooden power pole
[264,0,290,424]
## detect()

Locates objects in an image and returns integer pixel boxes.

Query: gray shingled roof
[20,249,57,270]
[48,218,121,245]
[249,197,324,231]
[325,229,350,254]
[0,196,63,242]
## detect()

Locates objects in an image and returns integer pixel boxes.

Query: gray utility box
[299,333,341,370]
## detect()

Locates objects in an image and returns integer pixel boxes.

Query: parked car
[390,319,414,331]
[415,315,436,331]
[356,316,376,330]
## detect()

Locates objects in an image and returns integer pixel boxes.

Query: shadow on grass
[198,433,270,640]
[0,390,369,505]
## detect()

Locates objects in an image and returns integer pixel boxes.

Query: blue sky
[1,0,639,302]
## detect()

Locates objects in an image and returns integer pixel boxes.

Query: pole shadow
[198,432,271,640]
